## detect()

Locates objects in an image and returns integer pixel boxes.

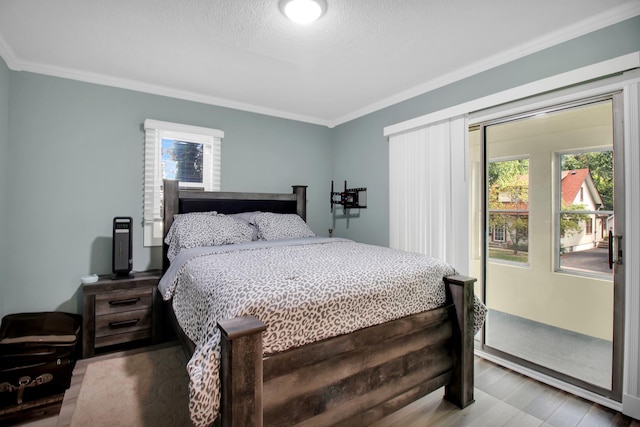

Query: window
[487,158,529,264]
[558,148,612,274]
[143,119,224,246]
[162,139,204,185]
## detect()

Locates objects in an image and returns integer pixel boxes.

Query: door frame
[475,92,624,401]
[468,69,640,415]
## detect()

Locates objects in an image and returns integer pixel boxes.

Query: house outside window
[143,119,223,246]
[558,157,609,257]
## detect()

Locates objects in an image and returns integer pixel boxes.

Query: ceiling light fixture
[280,0,327,25]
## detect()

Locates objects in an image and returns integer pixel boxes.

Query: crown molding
[0,33,19,71]
[329,1,640,127]
[1,2,638,129]
[0,52,332,128]
[384,52,640,136]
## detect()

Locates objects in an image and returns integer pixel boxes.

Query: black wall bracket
[331,180,367,213]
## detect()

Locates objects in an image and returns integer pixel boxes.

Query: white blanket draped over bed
[159,237,485,427]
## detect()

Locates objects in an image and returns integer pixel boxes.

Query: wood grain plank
[264,306,451,380]
[264,320,453,408]
[266,345,452,426]
[218,316,267,427]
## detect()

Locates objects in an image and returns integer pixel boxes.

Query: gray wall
[1,16,639,319]
[1,72,332,318]
[331,15,640,247]
[0,58,9,318]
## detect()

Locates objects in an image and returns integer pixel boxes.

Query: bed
[160,179,485,427]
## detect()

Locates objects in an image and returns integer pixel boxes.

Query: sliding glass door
[471,93,625,399]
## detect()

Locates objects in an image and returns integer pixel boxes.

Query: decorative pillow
[229,212,261,241]
[252,212,315,241]
[165,213,252,261]
[164,211,217,246]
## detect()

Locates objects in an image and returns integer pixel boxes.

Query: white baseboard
[623,393,640,420]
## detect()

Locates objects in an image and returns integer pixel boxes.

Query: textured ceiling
[0,0,638,127]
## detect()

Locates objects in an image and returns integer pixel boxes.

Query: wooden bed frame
[162,179,476,427]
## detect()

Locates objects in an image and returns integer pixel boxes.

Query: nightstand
[81,270,163,358]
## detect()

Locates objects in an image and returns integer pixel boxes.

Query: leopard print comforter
[160,238,486,427]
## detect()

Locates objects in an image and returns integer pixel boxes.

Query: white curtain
[389,115,468,272]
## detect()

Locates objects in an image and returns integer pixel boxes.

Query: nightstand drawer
[95,288,152,316]
[95,309,152,338]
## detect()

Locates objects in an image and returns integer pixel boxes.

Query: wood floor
[373,357,639,427]
[12,351,640,427]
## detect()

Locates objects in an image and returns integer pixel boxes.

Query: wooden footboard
[216,274,476,427]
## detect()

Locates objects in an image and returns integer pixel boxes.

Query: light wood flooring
[373,357,639,427]
[11,350,640,427]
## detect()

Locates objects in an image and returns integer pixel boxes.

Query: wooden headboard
[162,180,308,271]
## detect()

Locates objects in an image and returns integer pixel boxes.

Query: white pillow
[165,213,252,261]
[252,212,315,241]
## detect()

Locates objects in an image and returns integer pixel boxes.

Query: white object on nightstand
[81,274,99,284]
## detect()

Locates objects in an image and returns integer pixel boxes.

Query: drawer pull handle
[109,297,140,306]
[108,319,139,328]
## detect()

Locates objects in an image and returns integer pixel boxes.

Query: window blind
[143,119,223,246]
[388,116,468,271]
[144,127,161,244]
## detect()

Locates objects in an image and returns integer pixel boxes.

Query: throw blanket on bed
[159,237,486,427]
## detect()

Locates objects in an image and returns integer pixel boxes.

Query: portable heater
[112,217,133,278]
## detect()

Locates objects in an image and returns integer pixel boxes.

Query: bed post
[443,274,476,408]
[292,185,307,221]
[163,179,179,272]
[218,316,267,427]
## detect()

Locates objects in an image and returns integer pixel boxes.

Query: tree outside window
[162,139,204,184]
[488,159,529,263]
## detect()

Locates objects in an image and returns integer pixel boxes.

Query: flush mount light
[279,0,327,25]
